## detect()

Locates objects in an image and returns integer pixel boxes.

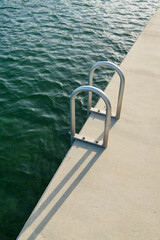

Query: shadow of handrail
[17,142,104,240]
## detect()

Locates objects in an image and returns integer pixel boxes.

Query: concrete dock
[17,9,160,240]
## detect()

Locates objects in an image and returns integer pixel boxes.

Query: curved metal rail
[70,85,111,148]
[88,61,125,119]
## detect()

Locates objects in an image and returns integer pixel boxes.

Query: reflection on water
[0,0,159,239]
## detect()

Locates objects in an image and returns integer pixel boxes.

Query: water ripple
[0,0,159,239]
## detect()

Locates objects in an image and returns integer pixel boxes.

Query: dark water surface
[0,0,159,239]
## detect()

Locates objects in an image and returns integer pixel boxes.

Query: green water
[0,0,159,239]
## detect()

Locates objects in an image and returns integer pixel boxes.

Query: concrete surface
[17,9,160,240]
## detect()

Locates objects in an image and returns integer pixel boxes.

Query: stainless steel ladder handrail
[70,85,111,148]
[87,61,125,119]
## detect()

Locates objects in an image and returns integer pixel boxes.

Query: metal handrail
[88,61,125,119]
[70,85,111,148]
